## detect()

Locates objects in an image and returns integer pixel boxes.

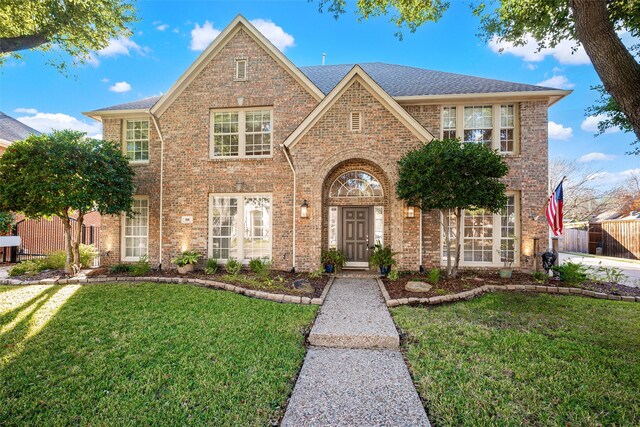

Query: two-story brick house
[85,15,570,272]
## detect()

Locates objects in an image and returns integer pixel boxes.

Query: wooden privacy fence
[558,227,589,253]
[600,220,640,260]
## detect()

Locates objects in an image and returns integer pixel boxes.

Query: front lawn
[0,283,317,426]
[392,293,640,426]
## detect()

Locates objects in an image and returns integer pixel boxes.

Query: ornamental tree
[0,0,137,71]
[0,130,135,274]
[396,139,509,277]
[318,0,640,152]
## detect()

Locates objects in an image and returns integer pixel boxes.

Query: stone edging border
[0,275,336,306]
[376,278,640,306]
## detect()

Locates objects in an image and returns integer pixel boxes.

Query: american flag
[546,181,564,236]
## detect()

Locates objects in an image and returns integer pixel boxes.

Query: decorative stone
[293,278,314,293]
[404,281,432,293]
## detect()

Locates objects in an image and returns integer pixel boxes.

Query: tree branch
[0,34,50,53]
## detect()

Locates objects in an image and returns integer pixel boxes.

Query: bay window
[209,194,272,262]
[442,104,519,154]
[441,194,519,266]
[211,109,272,158]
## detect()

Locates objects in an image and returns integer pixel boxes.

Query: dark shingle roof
[90,62,561,112]
[0,111,41,143]
[299,62,558,96]
[94,96,161,112]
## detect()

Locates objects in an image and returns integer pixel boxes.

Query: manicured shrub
[531,271,548,284]
[108,263,132,273]
[249,258,271,278]
[44,244,98,270]
[388,270,400,281]
[308,268,324,279]
[552,262,588,285]
[225,258,242,276]
[425,268,441,285]
[205,258,218,275]
[130,255,151,276]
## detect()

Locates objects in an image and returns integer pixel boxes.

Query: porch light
[237,96,245,106]
[235,180,244,191]
[405,205,416,218]
[300,200,309,218]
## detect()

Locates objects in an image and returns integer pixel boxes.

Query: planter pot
[499,268,513,279]
[379,266,390,276]
[324,264,335,274]
[177,264,195,274]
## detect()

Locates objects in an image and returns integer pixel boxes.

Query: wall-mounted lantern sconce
[405,205,416,218]
[300,199,309,218]
[235,181,244,192]
[237,96,245,106]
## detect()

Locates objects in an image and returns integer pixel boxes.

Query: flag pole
[532,175,566,220]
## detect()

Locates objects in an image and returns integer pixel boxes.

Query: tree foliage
[0,130,135,273]
[0,212,13,235]
[396,139,509,276]
[318,0,640,149]
[586,85,639,154]
[0,0,137,70]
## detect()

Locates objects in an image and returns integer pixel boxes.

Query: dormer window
[350,111,362,132]
[235,59,247,81]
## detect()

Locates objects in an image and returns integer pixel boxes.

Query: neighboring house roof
[284,65,434,149]
[299,62,559,97]
[0,111,41,147]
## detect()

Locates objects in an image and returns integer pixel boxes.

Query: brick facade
[96,24,552,273]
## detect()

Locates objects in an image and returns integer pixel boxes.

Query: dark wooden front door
[342,207,370,263]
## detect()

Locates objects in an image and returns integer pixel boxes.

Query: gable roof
[149,15,324,117]
[0,111,41,147]
[95,96,161,112]
[300,62,562,97]
[284,65,434,149]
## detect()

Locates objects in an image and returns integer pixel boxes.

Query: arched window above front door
[329,171,383,198]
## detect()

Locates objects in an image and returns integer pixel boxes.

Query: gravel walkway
[282,278,430,426]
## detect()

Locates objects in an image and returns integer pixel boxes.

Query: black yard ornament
[541,251,557,273]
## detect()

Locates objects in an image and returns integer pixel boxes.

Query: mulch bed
[383,270,640,299]
[87,268,329,299]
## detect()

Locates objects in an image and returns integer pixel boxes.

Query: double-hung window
[122,197,149,261]
[441,193,519,266]
[211,109,272,158]
[124,119,149,162]
[210,194,272,262]
[442,104,519,154]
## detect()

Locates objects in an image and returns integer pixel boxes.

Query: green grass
[0,283,317,426]
[392,293,640,426]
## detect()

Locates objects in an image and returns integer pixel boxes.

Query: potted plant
[497,238,516,278]
[321,248,345,273]
[173,250,201,274]
[369,243,397,276]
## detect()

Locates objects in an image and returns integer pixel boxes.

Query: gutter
[281,144,296,272]
[150,113,165,270]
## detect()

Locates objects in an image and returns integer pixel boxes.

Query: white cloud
[189,19,295,52]
[99,37,145,57]
[581,114,620,134]
[249,19,295,51]
[589,168,640,184]
[109,81,132,93]
[578,152,617,162]
[16,112,102,139]
[525,63,537,70]
[156,24,169,31]
[548,121,573,140]
[101,77,110,83]
[190,21,221,51]
[489,35,590,65]
[536,74,574,89]
[14,107,38,114]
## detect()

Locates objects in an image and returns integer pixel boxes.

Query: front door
[342,207,370,265]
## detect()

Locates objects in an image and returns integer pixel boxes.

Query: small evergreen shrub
[205,258,218,275]
[249,258,271,278]
[309,268,324,279]
[531,271,548,284]
[43,244,98,269]
[109,263,132,273]
[225,258,242,276]
[552,262,588,285]
[425,268,441,285]
[388,270,400,281]
[130,255,151,276]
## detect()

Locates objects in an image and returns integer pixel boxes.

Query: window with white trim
[124,120,149,162]
[123,197,148,260]
[441,194,519,266]
[442,104,519,154]
[211,110,272,158]
[210,195,271,261]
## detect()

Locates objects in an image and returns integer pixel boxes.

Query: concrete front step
[308,278,400,349]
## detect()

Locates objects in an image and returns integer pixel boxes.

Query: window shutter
[350,112,362,132]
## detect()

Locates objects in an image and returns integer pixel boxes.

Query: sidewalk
[560,252,640,287]
[282,278,430,426]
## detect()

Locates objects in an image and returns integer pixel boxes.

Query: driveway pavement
[559,252,640,287]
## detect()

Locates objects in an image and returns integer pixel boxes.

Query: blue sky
[1,0,638,185]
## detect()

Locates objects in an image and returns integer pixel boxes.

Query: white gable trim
[284,65,434,149]
[150,15,323,117]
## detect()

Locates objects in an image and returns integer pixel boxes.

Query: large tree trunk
[451,207,463,278]
[443,209,452,276]
[571,0,640,141]
[0,34,49,53]
[61,210,74,275]
[72,211,84,275]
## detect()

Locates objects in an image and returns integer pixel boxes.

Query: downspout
[419,209,424,273]
[151,113,165,270]
[281,144,296,273]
